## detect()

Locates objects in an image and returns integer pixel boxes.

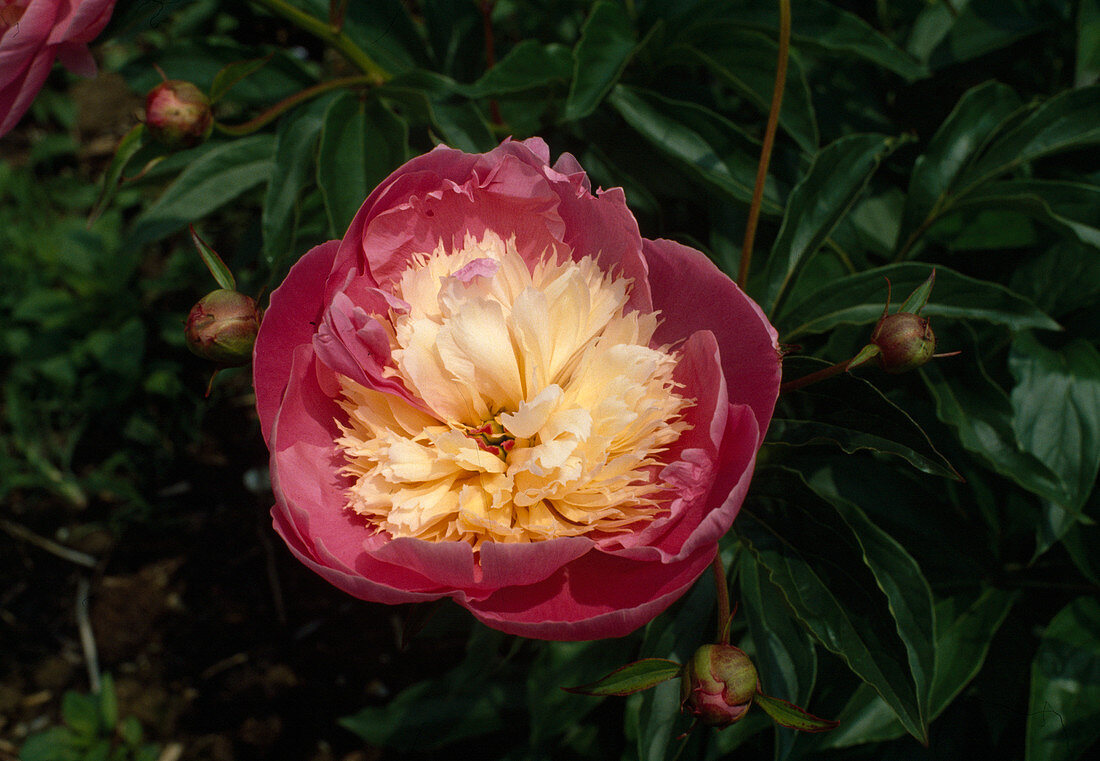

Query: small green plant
[19,674,160,761]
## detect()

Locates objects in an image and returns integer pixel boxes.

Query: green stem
[215,75,374,136]
[738,0,790,288]
[248,0,389,82]
[712,555,731,645]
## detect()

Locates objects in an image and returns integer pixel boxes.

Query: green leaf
[897,269,937,315]
[89,124,150,225]
[1063,496,1100,584]
[565,1,637,121]
[822,587,1018,749]
[806,470,937,732]
[119,716,144,747]
[189,226,235,290]
[209,55,272,104]
[463,40,572,98]
[630,560,718,761]
[62,690,100,737]
[736,471,928,742]
[423,0,483,81]
[564,659,683,697]
[378,70,494,153]
[1026,597,1100,761]
[935,180,1100,254]
[929,588,1019,714]
[527,639,637,745]
[1010,241,1100,319]
[98,673,118,731]
[299,0,427,73]
[897,81,1023,257]
[339,680,514,751]
[712,0,926,80]
[738,552,817,760]
[922,349,1068,506]
[910,0,1069,70]
[1079,0,1100,86]
[125,136,275,250]
[778,263,1059,341]
[608,85,783,212]
[261,94,333,266]
[759,134,899,316]
[1010,333,1100,550]
[958,84,1100,195]
[317,92,408,236]
[771,360,960,480]
[684,27,818,153]
[18,727,83,761]
[755,693,839,732]
[339,626,521,751]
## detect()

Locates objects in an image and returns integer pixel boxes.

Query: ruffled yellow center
[335,231,690,548]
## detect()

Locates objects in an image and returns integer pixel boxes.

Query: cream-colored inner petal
[335,231,690,548]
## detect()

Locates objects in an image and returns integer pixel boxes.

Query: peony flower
[254,138,780,640]
[0,0,116,137]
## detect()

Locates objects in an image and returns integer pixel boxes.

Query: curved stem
[712,555,731,645]
[481,0,503,125]
[738,0,791,288]
[779,359,851,393]
[216,75,374,136]
[249,0,389,83]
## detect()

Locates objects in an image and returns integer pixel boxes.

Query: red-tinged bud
[680,644,758,728]
[145,81,213,149]
[185,290,260,366]
[872,312,936,374]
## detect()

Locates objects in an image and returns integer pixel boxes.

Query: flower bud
[145,80,213,149]
[680,644,758,727]
[185,290,260,366]
[872,312,936,374]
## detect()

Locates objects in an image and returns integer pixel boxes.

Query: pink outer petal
[356,154,569,286]
[47,0,116,45]
[0,47,54,137]
[370,535,594,598]
[643,238,781,445]
[0,1,56,90]
[269,345,447,602]
[254,240,340,444]
[463,544,717,640]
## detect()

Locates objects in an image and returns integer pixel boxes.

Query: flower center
[334,231,691,548]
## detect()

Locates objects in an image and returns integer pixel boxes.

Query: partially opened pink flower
[0,0,116,137]
[254,138,781,640]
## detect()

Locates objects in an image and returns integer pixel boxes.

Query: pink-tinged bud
[185,290,260,366]
[145,81,213,149]
[872,312,936,374]
[680,644,758,728]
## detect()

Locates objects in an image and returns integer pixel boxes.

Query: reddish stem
[481,0,503,125]
[738,0,791,288]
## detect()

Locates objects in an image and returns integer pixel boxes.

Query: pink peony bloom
[0,0,116,137]
[254,138,781,640]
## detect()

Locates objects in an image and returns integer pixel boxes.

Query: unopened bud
[680,644,758,727]
[185,290,259,366]
[145,80,213,149]
[872,313,936,374]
